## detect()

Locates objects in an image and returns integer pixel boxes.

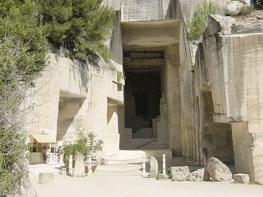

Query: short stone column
[73,151,85,177]
[162,154,166,175]
[149,156,158,178]
[68,154,73,176]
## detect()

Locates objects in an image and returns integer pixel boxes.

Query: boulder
[170,166,190,181]
[39,173,55,184]
[73,151,85,177]
[225,1,251,16]
[188,168,204,181]
[233,173,250,184]
[149,156,158,178]
[207,157,232,182]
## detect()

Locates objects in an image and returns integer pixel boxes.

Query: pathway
[30,163,263,197]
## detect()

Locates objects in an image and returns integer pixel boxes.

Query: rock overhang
[121,19,180,51]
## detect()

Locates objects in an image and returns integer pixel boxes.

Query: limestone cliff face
[23,54,124,157]
[194,14,263,184]
[104,0,229,22]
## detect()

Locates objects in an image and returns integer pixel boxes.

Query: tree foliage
[254,0,263,9]
[187,0,219,41]
[38,0,114,61]
[63,131,103,167]
[0,0,47,88]
[0,0,47,195]
[0,126,27,195]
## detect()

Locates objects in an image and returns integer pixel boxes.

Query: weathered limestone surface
[39,173,55,184]
[187,168,204,181]
[120,2,196,159]
[73,152,85,177]
[225,0,251,16]
[103,0,122,10]
[22,7,124,160]
[150,157,159,178]
[23,53,123,157]
[194,14,263,184]
[207,157,232,182]
[170,166,190,181]
[233,173,250,184]
[105,0,228,22]
[220,22,263,185]
[121,0,177,22]
[179,30,197,159]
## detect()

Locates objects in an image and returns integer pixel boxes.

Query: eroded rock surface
[149,156,158,178]
[170,166,190,181]
[233,173,250,184]
[225,0,251,16]
[188,168,204,181]
[207,157,232,182]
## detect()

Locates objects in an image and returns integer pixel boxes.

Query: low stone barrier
[39,173,55,184]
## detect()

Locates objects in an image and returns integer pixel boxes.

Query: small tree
[187,0,219,41]
[37,0,114,61]
[63,130,103,167]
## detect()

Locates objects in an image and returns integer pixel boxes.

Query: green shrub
[38,0,114,61]
[63,131,103,167]
[0,170,12,195]
[187,0,219,41]
[0,126,27,196]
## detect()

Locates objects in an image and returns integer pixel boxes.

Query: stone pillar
[118,105,126,147]
[164,46,181,155]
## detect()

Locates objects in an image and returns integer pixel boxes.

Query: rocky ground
[30,163,263,197]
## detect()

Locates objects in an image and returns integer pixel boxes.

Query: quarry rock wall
[194,14,263,184]
[23,1,263,184]
[23,54,124,157]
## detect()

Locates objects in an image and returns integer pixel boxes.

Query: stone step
[142,149,172,159]
[137,143,169,149]
[104,149,172,165]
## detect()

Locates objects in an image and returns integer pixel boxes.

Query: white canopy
[29,133,56,144]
